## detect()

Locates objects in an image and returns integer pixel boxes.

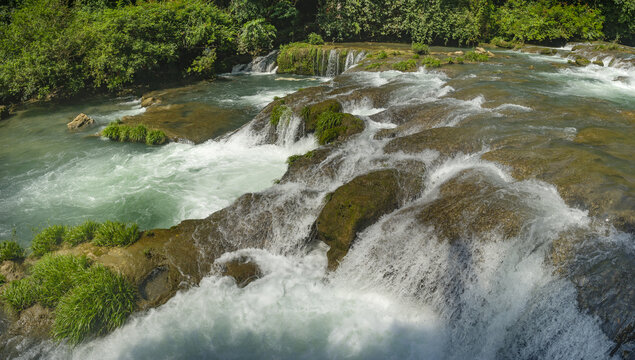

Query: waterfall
[325,49,338,77]
[232,50,279,74]
[344,50,367,72]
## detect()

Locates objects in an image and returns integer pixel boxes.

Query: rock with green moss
[314,111,364,145]
[316,170,403,270]
[301,99,343,131]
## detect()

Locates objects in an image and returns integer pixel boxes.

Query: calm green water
[0,74,321,246]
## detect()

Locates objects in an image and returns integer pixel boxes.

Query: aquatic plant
[93,221,140,247]
[411,42,429,55]
[365,62,385,70]
[146,130,167,145]
[53,264,137,344]
[315,111,344,145]
[465,51,489,62]
[64,220,101,246]
[117,125,132,142]
[270,104,288,126]
[31,225,67,257]
[0,240,25,261]
[101,122,121,141]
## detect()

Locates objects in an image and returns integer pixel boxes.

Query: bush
[490,36,515,48]
[2,278,37,311]
[127,125,147,143]
[411,42,429,55]
[0,240,25,261]
[63,220,100,246]
[392,59,418,71]
[238,18,276,56]
[376,51,388,59]
[31,225,67,257]
[422,56,442,68]
[29,254,91,307]
[93,221,140,247]
[53,264,137,344]
[187,48,217,78]
[307,32,324,45]
[146,129,167,145]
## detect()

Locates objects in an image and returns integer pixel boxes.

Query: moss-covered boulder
[301,99,342,132]
[417,170,528,242]
[384,127,482,157]
[316,170,404,270]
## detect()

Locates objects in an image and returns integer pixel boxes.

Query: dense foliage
[0,0,632,105]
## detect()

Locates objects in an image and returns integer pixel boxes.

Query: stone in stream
[140,95,161,107]
[316,169,422,270]
[383,127,482,157]
[67,113,95,130]
[220,257,262,288]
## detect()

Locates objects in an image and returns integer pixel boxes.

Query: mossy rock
[302,99,343,132]
[384,127,481,157]
[417,169,528,242]
[316,170,402,270]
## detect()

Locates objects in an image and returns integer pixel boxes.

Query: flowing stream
[1,46,633,359]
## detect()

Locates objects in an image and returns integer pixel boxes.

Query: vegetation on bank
[0,0,633,105]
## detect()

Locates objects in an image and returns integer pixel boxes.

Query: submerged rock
[140,96,161,108]
[67,113,95,130]
[384,127,482,157]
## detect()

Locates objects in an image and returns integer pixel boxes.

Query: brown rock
[140,96,161,107]
[384,127,482,157]
[67,113,95,130]
[221,257,262,288]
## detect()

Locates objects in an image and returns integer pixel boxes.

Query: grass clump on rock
[0,240,25,261]
[102,121,166,145]
[422,56,442,68]
[31,225,67,257]
[63,220,101,246]
[315,111,364,145]
[1,254,137,344]
[53,264,137,344]
[392,59,418,71]
[93,221,140,247]
[465,51,489,62]
[270,102,289,126]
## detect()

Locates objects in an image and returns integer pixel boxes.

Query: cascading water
[3,46,633,359]
[232,50,279,74]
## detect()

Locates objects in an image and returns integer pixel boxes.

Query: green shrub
[31,225,67,257]
[0,274,5,285]
[306,32,324,45]
[412,54,420,59]
[64,220,101,246]
[456,56,465,64]
[101,122,120,141]
[270,104,289,126]
[146,130,167,145]
[491,36,515,49]
[411,42,429,55]
[238,18,276,56]
[2,278,37,311]
[128,125,147,143]
[376,51,388,59]
[0,241,25,261]
[53,264,137,344]
[93,221,140,247]
[422,56,442,68]
[465,51,489,62]
[286,154,303,165]
[392,59,418,71]
[29,254,91,308]
[187,48,217,78]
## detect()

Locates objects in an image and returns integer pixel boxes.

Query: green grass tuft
[118,125,132,142]
[29,254,91,308]
[31,225,67,257]
[93,221,140,247]
[411,42,429,55]
[376,50,387,59]
[270,104,289,126]
[101,122,120,141]
[146,130,167,145]
[63,220,101,246]
[128,125,147,142]
[1,278,37,311]
[364,62,385,70]
[53,264,137,344]
[392,59,418,71]
[422,56,442,68]
[465,51,489,62]
[0,240,25,261]
[315,111,344,145]
[456,56,465,64]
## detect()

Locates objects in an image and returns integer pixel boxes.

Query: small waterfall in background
[232,50,279,74]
